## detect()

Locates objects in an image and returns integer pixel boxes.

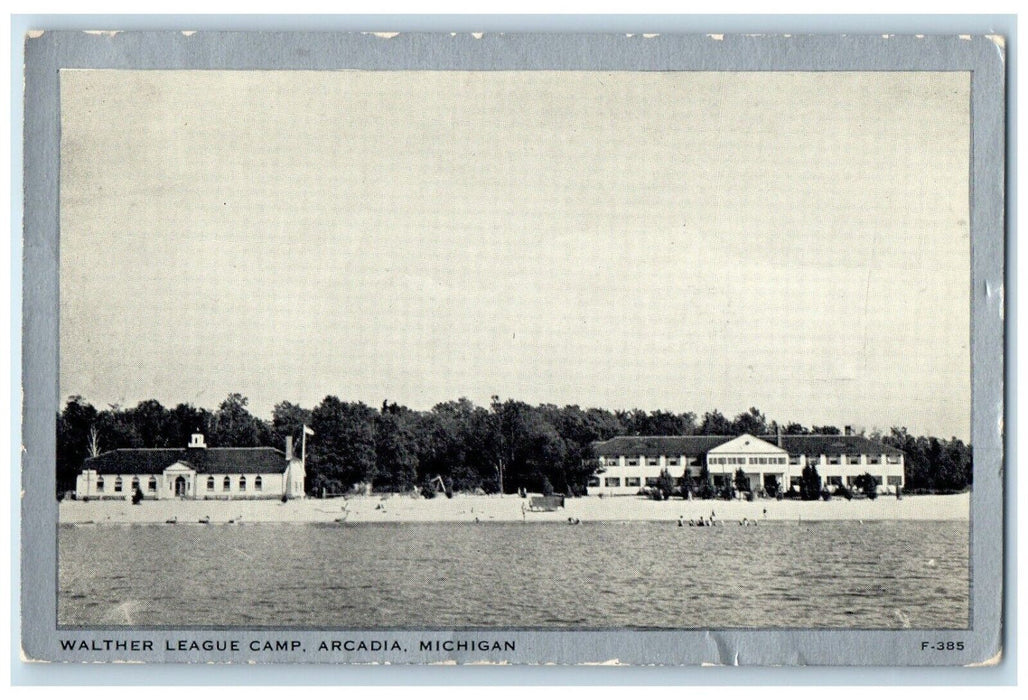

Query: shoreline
[59,491,970,525]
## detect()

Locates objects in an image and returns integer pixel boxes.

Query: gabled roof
[82,447,290,476]
[592,434,903,457]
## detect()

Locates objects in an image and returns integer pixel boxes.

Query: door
[174,475,187,497]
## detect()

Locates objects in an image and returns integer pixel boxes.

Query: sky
[59,70,971,439]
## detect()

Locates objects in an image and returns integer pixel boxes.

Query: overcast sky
[60,70,970,439]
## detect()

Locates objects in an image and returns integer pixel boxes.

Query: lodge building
[74,433,306,500]
[589,432,904,496]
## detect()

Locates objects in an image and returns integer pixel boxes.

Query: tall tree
[212,393,270,447]
[699,410,733,435]
[731,407,768,436]
[56,396,98,492]
[307,396,377,494]
[271,401,313,453]
[375,409,419,492]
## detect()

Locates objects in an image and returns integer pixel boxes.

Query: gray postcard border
[19,29,1007,673]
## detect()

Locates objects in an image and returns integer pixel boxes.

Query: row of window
[592,474,905,489]
[605,455,902,466]
[709,456,788,466]
[94,476,157,493]
[93,475,264,492]
[592,476,660,488]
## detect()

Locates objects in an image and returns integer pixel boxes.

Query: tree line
[55,395,972,496]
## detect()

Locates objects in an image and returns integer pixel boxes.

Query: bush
[656,469,675,500]
[542,477,555,497]
[733,468,750,495]
[853,473,879,500]
[834,483,853,500]
[420,485,437,499]
[820,489,832,501]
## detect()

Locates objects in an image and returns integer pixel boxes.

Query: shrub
[835,483,853,500]
[853,473,879,500]
[733,468,750,495]
[820,489,832,501]
[656,469,675,500]
[800,464,822,500]
[542,477,555,497]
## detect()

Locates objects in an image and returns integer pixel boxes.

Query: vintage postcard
[20,31,1005,667]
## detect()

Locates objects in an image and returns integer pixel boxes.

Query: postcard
[20,30,1005,666]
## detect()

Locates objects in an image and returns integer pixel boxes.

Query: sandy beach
[58,491,970,525]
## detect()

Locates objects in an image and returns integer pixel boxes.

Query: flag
[304,425,315,436]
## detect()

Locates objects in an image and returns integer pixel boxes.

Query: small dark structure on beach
[528,495,565,512]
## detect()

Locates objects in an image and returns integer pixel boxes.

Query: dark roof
[592,434,903,457]
[592,436,734,457]
[763,435,904,457]
[83,447,289,476]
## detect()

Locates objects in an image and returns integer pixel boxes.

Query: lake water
[59,520,968,629]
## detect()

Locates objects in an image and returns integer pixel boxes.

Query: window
[666,458,679,467]
[868,456,881,465]
[96,477,105,492]
[604,477,621,487]
[626,458,639,467]
[887,455,902,464]
[847,455,862,465]
[588,476,600,487]
[625,477,641,487]
[207,476,215,490]
[605,457,620,466]
[887,476,902,486]
[239,476,247,491]
[223,476,231,491]
[645,477,660,486]
[148,477,157,492]
[254,476,262,491]
[647,458,659,466]
[114,477,123,493]
[790,477,803,488]
[807,455,821,465]
[826,476,843,487]
[131,477,140,492]
[828,456,841,465]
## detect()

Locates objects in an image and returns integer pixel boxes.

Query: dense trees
[55,396,975,497]
[880,427,972,493]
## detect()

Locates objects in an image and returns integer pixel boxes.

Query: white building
[589,433,904,496]
[74,433,306,500]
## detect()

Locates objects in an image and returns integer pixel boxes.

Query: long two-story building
[589,432,904,496]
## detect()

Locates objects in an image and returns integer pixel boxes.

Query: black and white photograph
[20,30,1006,667]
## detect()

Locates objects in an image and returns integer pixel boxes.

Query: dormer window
[188,433,206,449]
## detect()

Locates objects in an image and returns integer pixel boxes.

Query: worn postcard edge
[19,30,1007,669]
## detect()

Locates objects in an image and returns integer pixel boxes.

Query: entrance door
[174,475,187,497]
